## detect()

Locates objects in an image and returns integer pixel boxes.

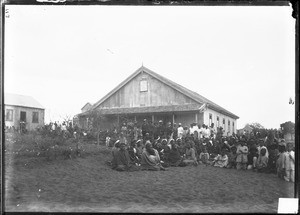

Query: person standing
[142,119,149,137]
[177,123,184,139]
[209,123,216,139]
[283,143,295,182]
[276,141,286,179]
[236,140,248,170]
[172,123,178,140]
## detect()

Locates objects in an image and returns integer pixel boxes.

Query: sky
[4,5,295,129]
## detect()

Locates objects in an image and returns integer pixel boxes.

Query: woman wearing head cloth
[141,141,165,171]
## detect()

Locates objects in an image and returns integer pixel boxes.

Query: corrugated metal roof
[78,104,202,117]
[91,66,239,119]
[5,93,45,109]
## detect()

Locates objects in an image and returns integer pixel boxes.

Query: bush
[5,132,86,161]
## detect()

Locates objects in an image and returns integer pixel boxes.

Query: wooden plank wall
[99,73,197,108]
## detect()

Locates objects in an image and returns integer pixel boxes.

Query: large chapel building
[75,66,239,135]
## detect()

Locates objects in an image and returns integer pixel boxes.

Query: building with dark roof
[4,93,45,131]
[76,66,239,135]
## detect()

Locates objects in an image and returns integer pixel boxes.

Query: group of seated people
[109,133,295,183]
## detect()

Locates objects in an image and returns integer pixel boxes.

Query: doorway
[20,111,26,122]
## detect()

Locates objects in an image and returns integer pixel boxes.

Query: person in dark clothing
[166,140,185,167]
[127,141,140,164]
[247,142,259,170]
[156,120,165,138]
[165,122,173,138]
[267,144,278,174]
[111,142,140,171]
[172,123,178,140]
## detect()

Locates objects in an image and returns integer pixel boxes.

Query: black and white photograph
[2,1,297,213]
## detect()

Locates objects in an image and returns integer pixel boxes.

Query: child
[199,147,210,165]
[276,141,286,179]
[283,143,295,182]
[236,141,248,170]
[212,149,228,168]
[227,146,237,169]
[256,148,268,173]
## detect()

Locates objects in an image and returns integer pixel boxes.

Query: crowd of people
[108,119,295,183]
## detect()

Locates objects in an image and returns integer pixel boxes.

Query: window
[209,113,212,126]
[232,122,235,133]
[216,116,220,128]
[6,109,13,121]
[228,120,231,133]
[140,80,148,92]
[223,118,225,129]
[32,112,39,123]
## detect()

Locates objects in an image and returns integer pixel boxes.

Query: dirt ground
[4,142,294,213]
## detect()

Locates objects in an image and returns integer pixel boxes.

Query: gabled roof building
[76,66,239,135]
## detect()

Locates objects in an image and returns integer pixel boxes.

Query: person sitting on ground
[159,138,170,161]
[283,142,295,182]
[141,141,165,171]
[183,143,198,166]
[199,147,210,165]
[227,146,237,169]
[135,139,143,159]
[128,140,140,164]
[276,141,286,180]
[236,140,248,170]
[256,148,268,173]
[111,142,140,171]
[212,149,228,168]
[176,138,185,156]
[166,139,185,167]
[111,140,120,161]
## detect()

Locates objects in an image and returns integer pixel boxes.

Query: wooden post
[195,113,198,124]
[172,114,175,125]
[117,115,119,125]
[152,115,154,122]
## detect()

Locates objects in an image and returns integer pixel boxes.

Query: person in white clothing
[177,123,184,139]
[209,123,216,139]
[199,124,206,139]
[61,122,67,131]
[257,139,269,158]
[204,125,210,139]
[284,143,295,182]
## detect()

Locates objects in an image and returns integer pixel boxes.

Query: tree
[85,110,108,147]
[280,121,295,135]
[248,122,265,130]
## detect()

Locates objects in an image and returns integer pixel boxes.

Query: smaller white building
[4,93,45,131]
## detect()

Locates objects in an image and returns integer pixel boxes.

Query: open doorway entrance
[20,111,26,122]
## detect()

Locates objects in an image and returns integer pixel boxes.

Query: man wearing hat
[157,120,165,138]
